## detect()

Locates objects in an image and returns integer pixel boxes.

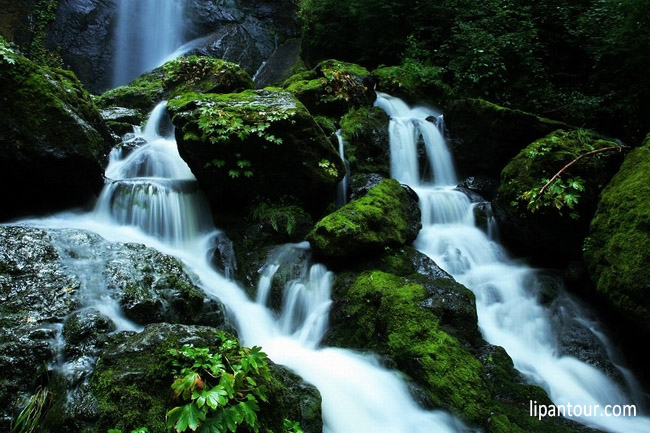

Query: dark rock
[458,176,500,201]
[446,98,569,178]
[0,53,114,221]
[372,63,452,108]
[583,136,650,334]
[62,309,115,358]
[254,38,303,88]
[340,106,390,177]
[168,89,344,216]
[349,173,385,200]
[495,129,625,264]
[307,179,421,260]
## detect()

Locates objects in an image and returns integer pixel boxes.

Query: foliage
[0,36,16,65]
[10,387,51,433]
[108,428,149,433]
[519,176,585,219]
[166,332,271,433]
[27,0,62,67]
[251,201,310,236]
[282,419,304,433]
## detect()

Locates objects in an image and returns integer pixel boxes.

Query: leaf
[204,386,229,410]
[172,372,201,399]
[167,404,206,432]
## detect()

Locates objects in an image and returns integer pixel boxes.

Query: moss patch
[307,179,420,258]
[584,135,650,333]
[372,61,452,107]
[340,106,390,176]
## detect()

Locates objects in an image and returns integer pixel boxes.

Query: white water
[375,91,650,433]
[335,130,350,207]
[14,103,464,433]
[113,0,187,87]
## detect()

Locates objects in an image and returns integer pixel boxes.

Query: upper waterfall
[112,0,187,87]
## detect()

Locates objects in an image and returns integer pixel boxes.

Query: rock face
[445,98,568,178]
[0,226,227,429]
[0,53,114,221]
[584,136,650,334]
[306,179,421,259]
[168,89,344,215]
[495,129,624,264]
[41,0,299,93]
[283,59,375,117]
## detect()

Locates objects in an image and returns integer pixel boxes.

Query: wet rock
[458,176,500,201]
[0,53,114,221]
[101,106,142,136]
[340,106,390,177]
[349,173,385,200]
[254,38,303,88]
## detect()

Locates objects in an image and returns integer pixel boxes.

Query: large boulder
[0,52,114,221]
[340,106,391,177]
[284,59,375,117]
[584,135,650,334]
[168,89,344,215]
[0,226,227,429]
[495,129,624,264]
[372,62,452,108]
[306,179,421,259]
[46,323,322,433]
[446,98,568,178]
[97,56,255,121]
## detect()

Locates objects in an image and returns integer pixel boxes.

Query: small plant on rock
[166,332,271,433]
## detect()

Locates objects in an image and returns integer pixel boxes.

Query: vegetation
[300,0,650,142]
[10,387,51,433]
[166,333,270,433]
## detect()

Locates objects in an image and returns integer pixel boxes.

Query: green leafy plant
[519,176,585,219]
[318,159,339,177]
[0,36,16,65]
[10,387,51,433]
[252,202,309,236]
[282,419,304,433]
[108,428,149,433]
[166,332,271,433]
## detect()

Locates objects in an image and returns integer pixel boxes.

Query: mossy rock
[284,59,375,116]
[97,56,254,118]
[372,61,452,108]
[446,98,569,178]
[340,106,390,176]
[45,323,321,433]
[496,129,624,264]
[326,270,491,423]
[168,89,344,215]
[0,52,114,220]
[306,179,421,259]
[584,135,650,334]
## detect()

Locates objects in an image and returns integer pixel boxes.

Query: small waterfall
[335,130,350,206]
[113,0,187,87]
[376,91,650,433]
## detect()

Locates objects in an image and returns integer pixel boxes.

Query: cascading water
[17,103,465,433]
[112,0,186,87]
[335,130,350,206]
[375,91,650,433]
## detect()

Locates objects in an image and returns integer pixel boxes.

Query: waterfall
[112,0,187,87]
[335,130,350,207]
[375,91,650,433]
[16,103,465,433]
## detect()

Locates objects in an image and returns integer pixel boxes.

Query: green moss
[372,61,452,107]
[331,271,491,423]
[584,135,650,332]
[97,56,254,115]
[283,59,373,116]
[307,179,419,257]
[340,106,390,175]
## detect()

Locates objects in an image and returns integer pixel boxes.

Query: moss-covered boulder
[0,52,114,221]
[283,59,375,116]
[97,56,255,119]
[496,129,625,264]
[446,98,569,178]
[584,135,650,334]
[168,89,344,215]
[46,323,322,433]
[340,106,390,177]
[372,61,452,108]
[306,179,421,259]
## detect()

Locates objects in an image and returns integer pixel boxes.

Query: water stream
[112,0,187,87]
[18,103,465,433]
[375,91,650,433]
